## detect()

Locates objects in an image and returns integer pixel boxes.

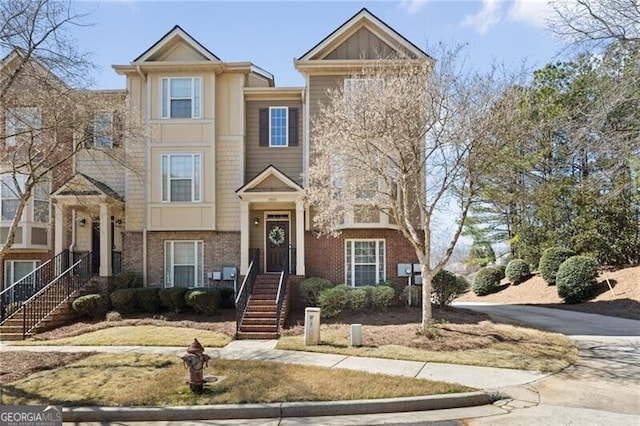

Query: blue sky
[74,0,566,89]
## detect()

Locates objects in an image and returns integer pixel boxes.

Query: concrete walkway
[0,339,546,424]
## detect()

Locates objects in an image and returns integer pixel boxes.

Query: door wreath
[268,225,286,247]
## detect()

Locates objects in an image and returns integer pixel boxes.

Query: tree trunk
[421,267,433,328]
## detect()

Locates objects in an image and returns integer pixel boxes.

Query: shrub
[346,288,367,312]
[472,266,503,296]
[105,311,122,322]
[300,277,333,307]
[379,280,402,303]
[318,286,349,318]
[358,285,377,308]
[158,288,187,312]
[185,289,221,315]
[110,289,137,313]
[402,285,422,307]
[495,264,506,280]
[431,270,468,308]
[556,256,599,304]
[539,247,575,285]
[505,259,531,284]
[134,288,160,313]
[371,285,395,310]
[114,271,143,289]
[218,287,236,309]
[72,294,105,319]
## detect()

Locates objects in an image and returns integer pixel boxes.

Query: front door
[265,219,289,273]
[92,221,100,274]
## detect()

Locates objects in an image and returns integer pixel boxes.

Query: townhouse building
[1,9,425,328]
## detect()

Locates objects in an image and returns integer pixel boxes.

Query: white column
[240,201,250,275]
[296,199,305,276]
[99,203,112,276]
[54,203,67,255]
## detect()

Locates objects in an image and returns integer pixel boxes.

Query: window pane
[270,107,287,146]
[170,78,192,97]
[174,242,195,264]
[162,79,168,118]
[34,200,48,223]
[193,155,200,201]
[354,265,376,286]
[170,179,192,201]
[2,200,19,221]
[162,156,168,201]
[174,265,194,287]
[171,99,192,118]
[93,112,113,148]
[165,242,172,285]
[170,155,191,178]
[193,78,201,118]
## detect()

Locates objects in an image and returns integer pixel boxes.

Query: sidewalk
[0,339,549,423]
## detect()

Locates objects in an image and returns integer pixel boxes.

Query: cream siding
[245,100,303,184]
[156,43,210,62]
[124,75,147,231]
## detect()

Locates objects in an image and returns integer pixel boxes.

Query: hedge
[556,256,599,304]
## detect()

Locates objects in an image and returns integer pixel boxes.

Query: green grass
[0,353,475,406]
[12,326,231,348]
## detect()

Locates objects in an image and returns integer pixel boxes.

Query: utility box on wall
[222,266,237,281]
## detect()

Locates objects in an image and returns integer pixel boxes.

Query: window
[5,107,42,146]
[0,176,49,223]
[33,181,50,223]
[259,107,298,147]
[161,154,201,202]
[164,241,203,288]
[93,111,113,148]
[345,239,386,286]
[1,176,22,221]
[5,260,40,302]
[161,77,201,119]
[269,107,288,146]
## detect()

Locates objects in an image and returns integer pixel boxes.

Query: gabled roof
[0,49,70,90]
[52,173,123,201]
[236,165,304,197]
[133,25,221,63]
[297,8,431,61]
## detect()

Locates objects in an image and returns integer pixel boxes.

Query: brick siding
[304,229,419,285]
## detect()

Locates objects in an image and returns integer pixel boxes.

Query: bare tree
[550,0,640,47]
[307,46,519,327]
[0,1,143,260]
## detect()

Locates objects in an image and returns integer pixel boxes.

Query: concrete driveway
[454,302,640,425]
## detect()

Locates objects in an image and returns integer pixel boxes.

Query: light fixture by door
[79,218,86,227]
[253,217,260,226]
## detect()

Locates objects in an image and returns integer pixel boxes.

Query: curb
[63,391,498,422]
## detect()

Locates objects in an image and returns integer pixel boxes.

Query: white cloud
[401,0,430,15]
[507,0,555,28]
[461,0,502,34]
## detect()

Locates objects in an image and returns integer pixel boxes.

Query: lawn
[0,353,474,406]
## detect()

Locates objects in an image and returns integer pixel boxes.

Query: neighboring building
[2,8,425,293]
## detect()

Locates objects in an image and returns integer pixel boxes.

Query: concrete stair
[0,277,103,341]
[236,275,289,340]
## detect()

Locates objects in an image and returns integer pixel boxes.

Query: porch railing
[235,249,259,335]
[275,244,291,332]
[0,250,71,323]
[19,251,92,338]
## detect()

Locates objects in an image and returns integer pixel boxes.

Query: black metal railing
[20,252,92,338]
[235,249,259,335]
[275,244,291,332]
[0,250,71,323]
[112,251,122,275]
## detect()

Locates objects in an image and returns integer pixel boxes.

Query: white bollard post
[304,307,321,346]
[350,323,362,347]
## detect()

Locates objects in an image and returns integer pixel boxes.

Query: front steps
[236,275,293,340]
[0,277,104,341]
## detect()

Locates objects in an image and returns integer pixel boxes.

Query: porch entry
[265,213,290,273]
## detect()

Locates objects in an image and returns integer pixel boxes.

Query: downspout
[141,64,149,287]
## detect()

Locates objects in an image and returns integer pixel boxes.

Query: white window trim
[161,77,202,119]
[4,259,40,287]
[160,153,202,203]
[345,238,386,287]
[93,110,114,149]
[5,107,42,146]
[164,240,204,288]
[269,106,288,147]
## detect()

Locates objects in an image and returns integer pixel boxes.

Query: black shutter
[288,108,298,146]
[259,108,269,146]
[112,111,123,147]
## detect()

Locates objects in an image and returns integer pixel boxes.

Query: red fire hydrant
[181,338,211,393]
